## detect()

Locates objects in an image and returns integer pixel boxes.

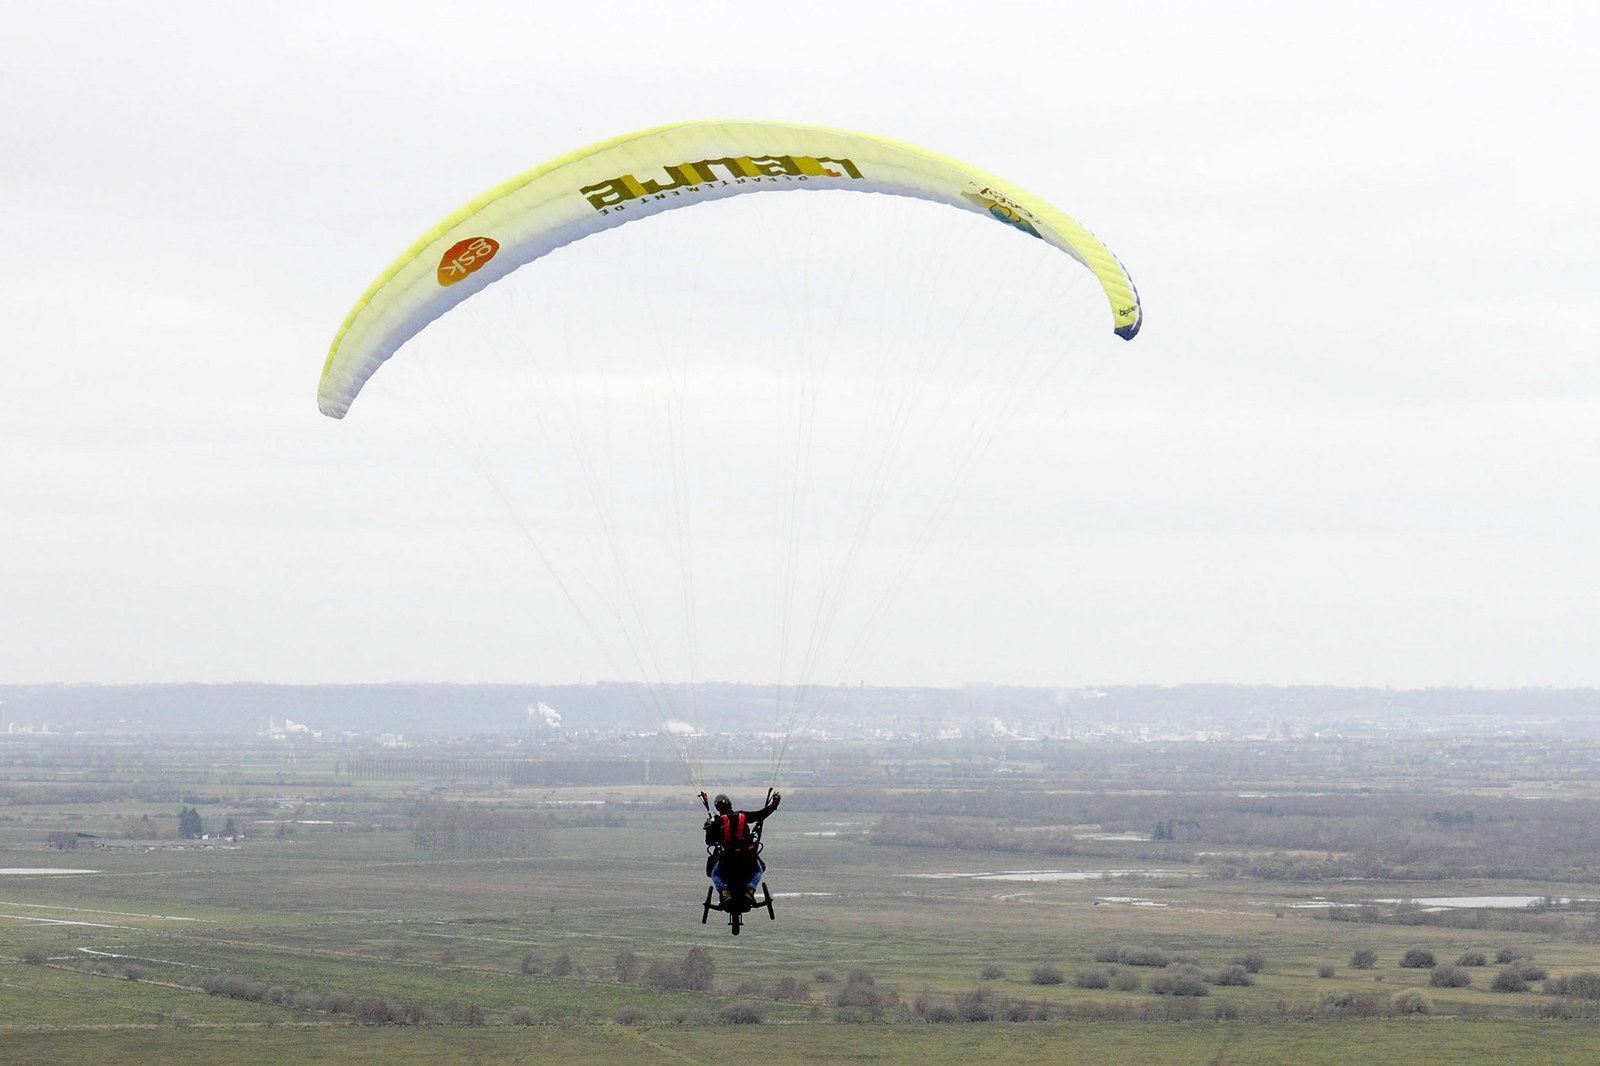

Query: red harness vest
[716,813,751,847]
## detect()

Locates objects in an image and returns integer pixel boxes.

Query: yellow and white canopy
[318,119,1141,418]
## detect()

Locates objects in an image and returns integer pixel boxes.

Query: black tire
[730,910,742,936]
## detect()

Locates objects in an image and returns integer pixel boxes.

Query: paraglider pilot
[704,791,781,904]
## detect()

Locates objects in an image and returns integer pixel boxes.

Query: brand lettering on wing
[580,154,864,214]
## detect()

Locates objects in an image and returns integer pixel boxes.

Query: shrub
[1457,950,1487,967]
[436,949,456,965]
[1149,965,1209,997]
[1110,971,1142,992]
[1212,999,1242,1020]
[979,963,1005,980]
[509,1006,535,1025]
[717,1001,766,1024]
[1514,962,1548,982]
[913,993,957,1023]
[202,974,270,1001]
[834,969,898,1018]
[1533,999,1600,1020]
[353,998,394,1025]
[1492,968,1529,993]
[123,965,147,981]
[1429,966,1471,988]
[442,1001,484,1026]
[1073,968,1110,989]
[1391,989,1432,1015]
[1030,964,1064,985]
[1322,991,1382,1017]
[642,960,676,988]
[1116,945,1171,967]
[1495,948,1530,965]
[771,975,812,1002]
[1165,975,1210,997]
[614,950,639,983]
[519,953,543,975]
[21,950,46,965]
[642,948,714,992]
[954,987,996,1022]
[614,1007,646,1025]
[1350,949,1378,970]
[1002,998,1044,1021]
[549,952,575,977]
[1400,948,1436,969]
[1230,951,1266,974]
[1211,965,1254,987]
[813,969,837,984]
[1092,946,1121,964]
[1316,964,1336,978]
[1548,972,1600,999]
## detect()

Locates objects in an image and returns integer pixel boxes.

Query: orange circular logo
[437,236,499,286]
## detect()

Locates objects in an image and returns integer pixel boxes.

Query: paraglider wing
[317,120,1141,419]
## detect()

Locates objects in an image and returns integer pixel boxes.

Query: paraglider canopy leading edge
[317,119,1141,419]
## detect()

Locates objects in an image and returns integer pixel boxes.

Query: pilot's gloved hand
[771,791,782,805]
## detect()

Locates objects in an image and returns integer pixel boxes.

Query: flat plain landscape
[6,713,1600,1064]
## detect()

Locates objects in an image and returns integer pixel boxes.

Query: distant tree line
[410,800,551,857]
[0,782,194,806]
[840,786,1600,884]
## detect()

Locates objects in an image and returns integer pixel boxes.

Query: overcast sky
[2,1,1595,688]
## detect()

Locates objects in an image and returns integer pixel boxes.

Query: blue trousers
[710,855,763,893]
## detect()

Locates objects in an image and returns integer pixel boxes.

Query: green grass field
[9,1021,1600,1065]
[5,763,1600,1063]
